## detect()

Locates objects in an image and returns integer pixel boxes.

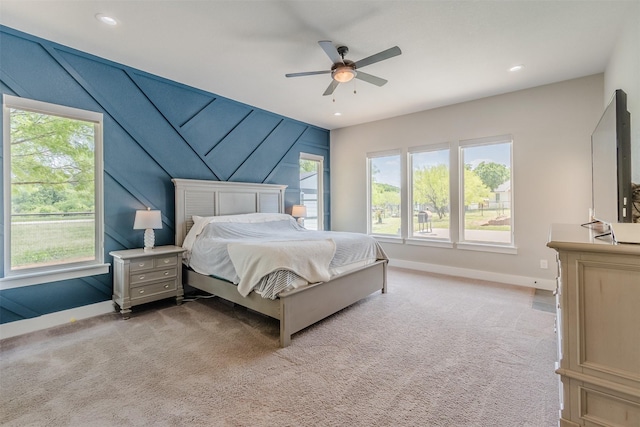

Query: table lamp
[133,207,162,251]
[291,205,307,227]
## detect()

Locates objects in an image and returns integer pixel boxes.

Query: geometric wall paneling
[103,116,174,210]
[103,172,175,254]
[0,26,329,323]
[56,50,214,180]
[206,110,282,181]
[0,76,20,98]
[0,294,41,324]
[229,120,307,183]
[180,97,252,162]
[128,72,214,128]
[268,162,301,192]
[1,277,110,320]
[298,126,330,147]
[0,32,99,108]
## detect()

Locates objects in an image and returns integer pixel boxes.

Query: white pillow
[196,212,290,224]
[182,213,291,251]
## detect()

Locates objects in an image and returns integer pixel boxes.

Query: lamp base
[143,228,155,251]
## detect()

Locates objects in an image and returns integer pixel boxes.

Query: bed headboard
[172,178,287,246]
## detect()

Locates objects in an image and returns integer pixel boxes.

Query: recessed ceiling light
[95,13,118,26]
[334,112,342,116]
[508,64,524,72]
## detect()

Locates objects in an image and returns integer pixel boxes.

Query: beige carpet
[0,268,558,426]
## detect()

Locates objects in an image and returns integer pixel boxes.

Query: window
[368,151,401,237]
[459,136,513,245]
[409,145,450,240]
[299,153,324,230]
[2,95,107,287]
[367,135,515,252]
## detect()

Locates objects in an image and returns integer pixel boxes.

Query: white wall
[604,4,640,183]
[331,74,603,288]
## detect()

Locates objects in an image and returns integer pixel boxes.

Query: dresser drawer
[130,258,154,272]
[154,256,177,268]
[130,267,177,285]
[130,280,177,301]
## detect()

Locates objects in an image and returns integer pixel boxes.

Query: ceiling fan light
[333,67,356,83]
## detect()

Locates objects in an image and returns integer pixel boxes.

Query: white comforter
[228,238,336,296]
[184,215,387,298]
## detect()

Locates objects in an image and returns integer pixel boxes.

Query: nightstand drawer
[130,280,177,301]
[130,267,177,285]
[130,259,154,272]
[155,256,177,268]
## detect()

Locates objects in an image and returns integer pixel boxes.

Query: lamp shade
[133,208,162,230]
[332,66,356,83]
[291,205,307,218]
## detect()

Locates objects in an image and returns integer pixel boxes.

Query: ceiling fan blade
[353,46,402,69]
[322,80,340,96]
[355,71,388,87]
[285,70,331,78]
[318,40,342,64]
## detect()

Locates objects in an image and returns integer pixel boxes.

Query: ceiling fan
[285,41,402,96]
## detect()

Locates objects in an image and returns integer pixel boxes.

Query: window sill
[0,263,110,290]
[456,242,518,254]
[406,238,454,249]
[372,235,403,244]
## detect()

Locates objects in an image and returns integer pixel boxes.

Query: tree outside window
[3,95,103,278]
[368,153,400,236]
[460,139,512,245]
[410,148,450,239]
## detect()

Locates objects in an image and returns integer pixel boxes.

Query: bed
[173,178,388,347]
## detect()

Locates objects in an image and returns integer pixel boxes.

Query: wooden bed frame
[172,178,387,347]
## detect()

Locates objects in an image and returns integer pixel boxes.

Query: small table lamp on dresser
[292,204,307,227]
[133,207,162,251]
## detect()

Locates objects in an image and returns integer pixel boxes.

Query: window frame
[1,94,108,289]
[408,142,452,243]
[366,149,403,241]
[457,134,515,252]
[299,152,324,231]
[366,136,516,254]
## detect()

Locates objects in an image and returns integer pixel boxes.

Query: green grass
[372,209,511,236]
[11,220,95,269]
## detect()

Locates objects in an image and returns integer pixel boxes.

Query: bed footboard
[278,259,387,347]
[185,260,387,347]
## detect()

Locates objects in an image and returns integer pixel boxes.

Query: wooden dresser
[547,224,640,427]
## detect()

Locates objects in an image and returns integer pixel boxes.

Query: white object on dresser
[110,245,186,319]
[547,224,640,427]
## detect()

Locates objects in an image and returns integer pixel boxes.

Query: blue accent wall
[0,26,330,324]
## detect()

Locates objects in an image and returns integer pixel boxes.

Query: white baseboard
[389,258,556,291]
[0,300,114,340]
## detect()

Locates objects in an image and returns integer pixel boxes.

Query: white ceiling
[0,1,634,130]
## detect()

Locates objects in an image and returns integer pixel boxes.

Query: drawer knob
[164,271,169,276]
[138,263,145,267]
[139,289,145,294]
[139,275,145,280]
[164,284,170,289]
[163,259,169,264]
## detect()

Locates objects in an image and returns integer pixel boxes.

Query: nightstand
[110,245,186,319]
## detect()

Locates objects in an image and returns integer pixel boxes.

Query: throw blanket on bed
[227,239,336,297]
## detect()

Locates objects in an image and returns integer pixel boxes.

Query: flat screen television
[591,89,632,225]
